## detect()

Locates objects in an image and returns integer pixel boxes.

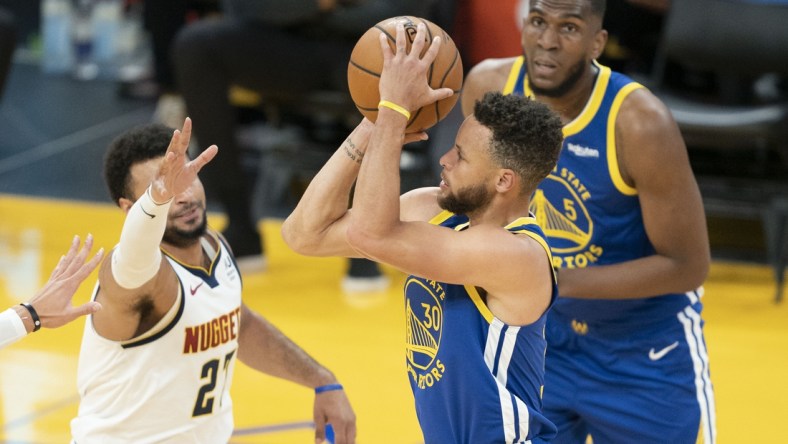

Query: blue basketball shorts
[542,304,716,443]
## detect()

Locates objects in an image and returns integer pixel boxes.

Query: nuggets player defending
[283,23,565,442]
[462,1,716,443]
[70,119,355,444]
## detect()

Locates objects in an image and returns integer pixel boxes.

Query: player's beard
[438,183,494,216]
[529,57,586,98]
[163,206,208,248]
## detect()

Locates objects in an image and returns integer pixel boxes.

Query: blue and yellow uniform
[405,211,557,444]
[504,57,716,443]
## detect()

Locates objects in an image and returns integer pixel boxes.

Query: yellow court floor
[1,193,787,443]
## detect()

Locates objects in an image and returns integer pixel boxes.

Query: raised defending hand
[377,22,454,116]
[313,389,356,444]
[27,234,104,329]
[150,117,218,203]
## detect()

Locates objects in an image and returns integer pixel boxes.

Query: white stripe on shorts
[678,306,717,443]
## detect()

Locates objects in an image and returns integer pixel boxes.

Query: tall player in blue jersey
[283,23,564,443]
[462,1,716,443]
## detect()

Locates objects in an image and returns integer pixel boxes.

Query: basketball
[347,16,463,133]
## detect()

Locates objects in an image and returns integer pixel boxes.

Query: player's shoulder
[466,56,520,85]
[616,82,676,132]
[400,187,442,222]
[462,56,520,114]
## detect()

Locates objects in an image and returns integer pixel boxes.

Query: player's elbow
[280,217,314,255]
[679,251,711,292]
[690,254,711,289]
[345,223,382,258]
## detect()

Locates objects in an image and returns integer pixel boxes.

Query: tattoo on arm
[342,137,364,164]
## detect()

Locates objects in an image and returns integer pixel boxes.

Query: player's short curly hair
[103,123,172,205]
[474,92,564,194]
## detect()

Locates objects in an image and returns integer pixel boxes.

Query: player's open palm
[150,117,218,203]
[378,22,453,114]
[313,390,356,444]
[27,234,104,328]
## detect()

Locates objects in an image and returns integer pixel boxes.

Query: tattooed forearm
[342,136,364,164]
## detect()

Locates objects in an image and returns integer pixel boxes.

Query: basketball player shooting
[283,22,564,443]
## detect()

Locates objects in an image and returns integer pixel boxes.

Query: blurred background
[0,0,786,442]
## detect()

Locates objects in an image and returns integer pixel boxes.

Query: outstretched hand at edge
[27,234,104,329]
[314,389,356,444]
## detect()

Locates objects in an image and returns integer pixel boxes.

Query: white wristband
[0,308,28,350]
[112,186,172,289]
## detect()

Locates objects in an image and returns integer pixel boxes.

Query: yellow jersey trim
[465,284,494,323]
[503,56,525,95]
[562,62,611,137]
[507,217,557,284]
[607,82,643,196]
[428,210,455,225]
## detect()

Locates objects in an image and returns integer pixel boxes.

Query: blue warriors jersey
[405,211,558,444]
[504,56,702,326]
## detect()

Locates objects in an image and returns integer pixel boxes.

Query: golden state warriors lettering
[405,277,446,389]
[183,307,241,354]
[530,166,604,269]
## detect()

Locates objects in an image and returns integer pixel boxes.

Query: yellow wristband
[378,100,411,120]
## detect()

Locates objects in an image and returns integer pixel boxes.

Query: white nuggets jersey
[71,233,242,444]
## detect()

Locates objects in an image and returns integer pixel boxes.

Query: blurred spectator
[118,1,219,118]
[172,0,440,288]
[0,6,15,101]
[599,0,668,76]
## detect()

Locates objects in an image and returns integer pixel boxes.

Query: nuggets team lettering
[183,307,241,354]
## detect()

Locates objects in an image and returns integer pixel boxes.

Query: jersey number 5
[193,349,236,417]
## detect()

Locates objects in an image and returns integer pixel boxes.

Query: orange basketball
[347,16,463,133]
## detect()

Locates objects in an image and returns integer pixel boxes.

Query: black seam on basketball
[349,59,381,78]
[407,107,423,129]
[439,49,460,87]
[374,24,396,44]
[418,18,436,84]
[357,105,379,113]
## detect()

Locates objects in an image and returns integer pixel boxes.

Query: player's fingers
[71,247,104,282]
[165,129,181,156]
[395,23,406,56]
[178,117,192,153]
[160,132,181,175]
[333,421,355,444]
[313,416,327,444]
[189,145,218,172]
[347,421,357,444]
[379,32,393,62]
[431,87,455,103]
[60,234,90,278]
[61,234,93,277]
[50,235,79,279]
[423,35,443,65]
[68,301,102,321]
[410,23,428,57]
[403,131,428,145]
